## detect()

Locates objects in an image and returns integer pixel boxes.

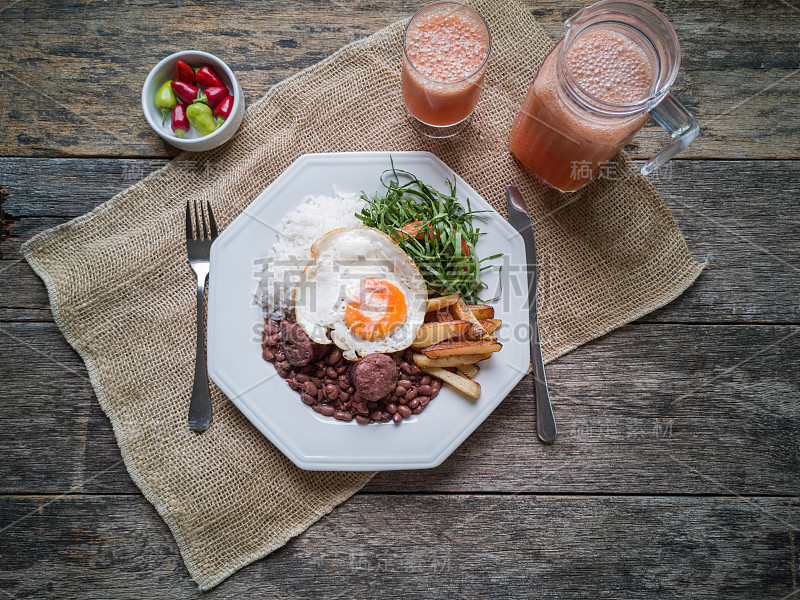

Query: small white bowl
[142,50,245,152]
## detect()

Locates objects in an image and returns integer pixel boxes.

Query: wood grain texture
[0,0,797,159]
[0,494,796,599]
[2,159,798,323]
[2,321,797,495]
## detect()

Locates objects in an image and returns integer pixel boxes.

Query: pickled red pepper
[195,65,224,88]
[171,81,207,105]
[171,104,189,138]
[214,95,233,129]
[203,85,228,109]
[174,60,196,85]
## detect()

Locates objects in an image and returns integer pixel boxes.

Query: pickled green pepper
[154,80,177,125]
[186,102,216,136]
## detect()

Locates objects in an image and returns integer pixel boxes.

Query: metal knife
[505,185,557,443]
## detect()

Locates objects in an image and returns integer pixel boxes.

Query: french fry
[456,363,480,378]
[479,319,502,335]
[467,304,494,320]
[421,337,502,358]
[425,293,460,313]
[451,298,487,339]
[434,309,454,322]
[413,352,492,368]
[421,367,481,399]
[412,321,472,349]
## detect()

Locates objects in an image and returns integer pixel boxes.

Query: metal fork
[185,200,219,431]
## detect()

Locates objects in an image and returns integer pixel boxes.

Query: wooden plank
[0,1,797,159]
[2,159,798,324]
[0,493,795,598]
[1,322,797,495]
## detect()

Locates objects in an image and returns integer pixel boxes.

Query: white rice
[258,190,366,318]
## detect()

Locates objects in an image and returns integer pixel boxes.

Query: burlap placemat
[21,0,703,590]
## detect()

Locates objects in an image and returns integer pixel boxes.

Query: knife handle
[531,315,557,443]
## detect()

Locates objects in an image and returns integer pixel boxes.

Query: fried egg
[294,227,428,360]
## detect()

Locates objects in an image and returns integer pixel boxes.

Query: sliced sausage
[350,353,399,402]
[280,321,316,367]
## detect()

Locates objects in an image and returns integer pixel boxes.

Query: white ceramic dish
[141,50,245,152]
[207,151,530,470]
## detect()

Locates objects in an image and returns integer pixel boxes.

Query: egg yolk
[344,278,408,341]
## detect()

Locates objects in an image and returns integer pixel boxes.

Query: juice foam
[566,29,653,103]
[405,8,489,82]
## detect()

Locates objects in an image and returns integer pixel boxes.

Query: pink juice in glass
[401,1,490,128]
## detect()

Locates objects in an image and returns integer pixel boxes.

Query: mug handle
[642,93,699,176]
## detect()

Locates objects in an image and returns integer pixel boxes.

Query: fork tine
[199,201,209,239]
[193,199,201,242]
[185,201,193,240]
[207,202,219,238]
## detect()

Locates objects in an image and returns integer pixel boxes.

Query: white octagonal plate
[208,151,529,470]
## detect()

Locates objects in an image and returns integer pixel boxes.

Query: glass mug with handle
[509,0,699,192]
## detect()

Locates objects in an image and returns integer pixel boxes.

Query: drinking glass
[401,1,491,138]
[509,0,699,192]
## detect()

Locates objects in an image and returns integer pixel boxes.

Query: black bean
[326,348,343,365]
[263,322,279,336]
[300,393,316,405]
[393,413,403,423]
[352,392,361,403]
[339,392,350,402]
[420,375,432,386]
[400,362,412,375]
[262,348,274,362]
[381,412,391,422]
[386,403,397,414]
[404,388,418,401]
[355,415,371,424]
[397,405,412,418]
[311,404,322,413]
[398,395,408,405]
[277,367,289,378]
[418,384,433,396]
[370,410,383,421]
[367,401,379,410]
[325,384,339,400]
[430,388,440,399]
[410,364,421,376]
[398,379,413,388]
[296,373,311,383]
[326,367,338,379]
[303,381,318,397]
[319,404,335,417]
[334,410,353,422]
[412,407,424,414]
[431,379,442,391]
[336,364,348,374]
[273,350,285,362]
[286,379,302,391]
[418,395,430,406]
[393,385,406,396]
[315,369,325,379]
[408,398,420,409]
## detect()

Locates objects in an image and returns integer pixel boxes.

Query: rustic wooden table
[1,1,798,598]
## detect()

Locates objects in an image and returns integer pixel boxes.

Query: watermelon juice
[401,2,490,129]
